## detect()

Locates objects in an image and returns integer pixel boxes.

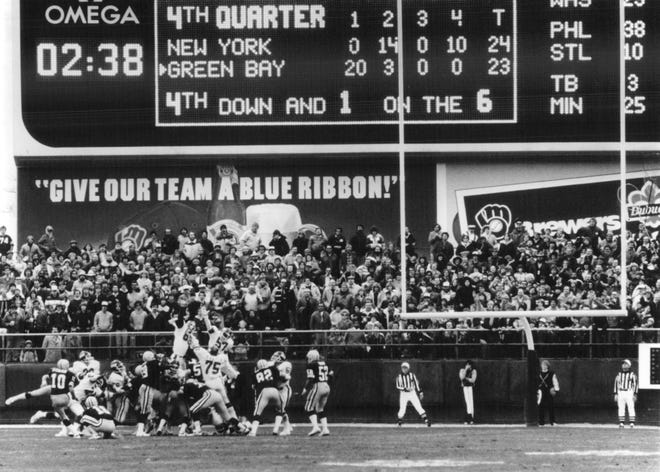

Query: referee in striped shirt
[614,359,638,428]
[395,362,431,427]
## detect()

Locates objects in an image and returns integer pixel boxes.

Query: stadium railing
[0,328,657,363]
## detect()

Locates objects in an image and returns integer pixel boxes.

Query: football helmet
[306,349,320,363]
[142,350,155,362]
[84,396,98,408]
[270,351,286,363]
[78,350,92,363]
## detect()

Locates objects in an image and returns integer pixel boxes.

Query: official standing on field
[614,359,638,428]
[395,362,431,427]
[459,360,477,424]
[537,360,559,426]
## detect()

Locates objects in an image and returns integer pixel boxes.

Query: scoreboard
[639,343,660,390]
[17,0,660,147]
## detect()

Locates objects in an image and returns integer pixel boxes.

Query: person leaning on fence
[19,339,38,363]
[537,360,559,426]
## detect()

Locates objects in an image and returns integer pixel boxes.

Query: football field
[0,424,658,472]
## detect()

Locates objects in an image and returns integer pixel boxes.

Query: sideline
[0,423,658,430]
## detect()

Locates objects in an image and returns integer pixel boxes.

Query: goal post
[399,310,626,426]
[395,0,630,427]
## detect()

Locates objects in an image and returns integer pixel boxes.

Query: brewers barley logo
[115,224,148,250]
[627,180,660,228]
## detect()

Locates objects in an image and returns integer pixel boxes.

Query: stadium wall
[2,359,658,421]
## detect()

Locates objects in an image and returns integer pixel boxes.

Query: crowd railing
[1,328,657,363]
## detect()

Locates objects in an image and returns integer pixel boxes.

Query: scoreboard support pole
[618,0,628,312]
[397,0,408,320]
[519,317,539,427]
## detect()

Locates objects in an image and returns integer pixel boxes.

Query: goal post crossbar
[399,310,626,320]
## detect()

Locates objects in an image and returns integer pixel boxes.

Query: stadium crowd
[0,218,658,362]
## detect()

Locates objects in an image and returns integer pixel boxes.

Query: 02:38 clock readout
[36,42,143,77]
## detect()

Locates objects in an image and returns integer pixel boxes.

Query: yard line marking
[321,460,505,468]
[526,450,660,457]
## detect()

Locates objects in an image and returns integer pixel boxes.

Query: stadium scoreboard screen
[639,343,660,390]
[18,0,660,147]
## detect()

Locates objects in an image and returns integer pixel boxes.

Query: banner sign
[455,170,660,241]
[18,157,399,249]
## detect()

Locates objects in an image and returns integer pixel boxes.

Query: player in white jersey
[201,309,234,351]
[189,332,246,434]
[170,318,194,361]
[105,360,132,424]
[72,351,101,379]
[72,371,104,411]
[270,351,294,435]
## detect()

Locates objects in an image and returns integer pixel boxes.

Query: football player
[134,350,161,437]
[189,332,245,435]
[169,308,195,367]
[155,356,189,436]
[302,349,332,436]
[70,368,105,436]
[72,370,104,408]
[201,309,234,352]
[5,359,81,437]
[105,360,132,425]
[248,359,283,437]
[72,351,101,379]
[181,376,228,436]
[270,351,294,436]
[80,396,117,439]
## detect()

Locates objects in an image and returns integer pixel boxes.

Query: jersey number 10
[51,373,67,390]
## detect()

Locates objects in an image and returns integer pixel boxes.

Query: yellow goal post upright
[396,0,630,426]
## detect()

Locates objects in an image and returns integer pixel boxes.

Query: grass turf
[0,425,658,471]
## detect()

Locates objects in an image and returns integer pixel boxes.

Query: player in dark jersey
[181,378,228,436]
[225,365,252,434]
[302,349,332,436]
[80,397,116,439]
[4,376,52,411]
[155,357,189,436]
[248,359,283,437]
[186,355,205,383]
[135,350,161,437]
[4,359,81,437]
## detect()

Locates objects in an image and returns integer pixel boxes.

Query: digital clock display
[36,42,143,77]
[18,0,660,147]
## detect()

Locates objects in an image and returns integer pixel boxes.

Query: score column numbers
[155,0,517,126]
[156,0,400,125]
[403,0,516,123]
